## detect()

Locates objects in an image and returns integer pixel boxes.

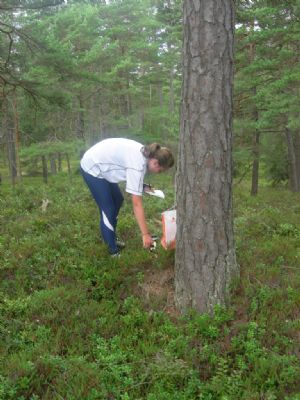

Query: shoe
[111,251,121,258]
[116,237,125,249]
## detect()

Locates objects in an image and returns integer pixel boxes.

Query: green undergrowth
[0,173,299,399]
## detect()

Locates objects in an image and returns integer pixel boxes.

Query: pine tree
[235,0,300,191]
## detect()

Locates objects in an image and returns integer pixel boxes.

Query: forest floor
[0,171,300,399]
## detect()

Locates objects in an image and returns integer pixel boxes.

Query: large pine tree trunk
[175,0,238,314]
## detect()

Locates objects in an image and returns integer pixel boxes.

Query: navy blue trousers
[81,168,124,254]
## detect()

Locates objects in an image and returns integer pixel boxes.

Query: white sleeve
[125,168,144,196]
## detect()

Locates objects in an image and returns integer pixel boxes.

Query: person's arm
[131,194,153,248]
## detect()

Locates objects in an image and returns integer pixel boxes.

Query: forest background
[1,0,300,190]
[1,1,300,399]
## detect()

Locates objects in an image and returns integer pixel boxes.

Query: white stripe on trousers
[102,211,114,232]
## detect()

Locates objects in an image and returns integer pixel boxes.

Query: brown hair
[142,143,174,169]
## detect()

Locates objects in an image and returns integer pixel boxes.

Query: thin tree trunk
[249,39,259,196]
[6,95,20,184]
[99,102,105,140]
[77,95,85,140]
[126,82,132,128]
[42,155,48,184]
[158,82,163,108]
[12,91,21,180]
[158,82,167,140]
[148,84,152,131]
[58,153,62,172]
[50,155,57,175]
[285,127,299,192]
[294,131,300,190]
[251,125,260,196]
[66,153,71,175]
[2,100,9,181]
[166,17,175,115]
[169,68,175,114]
[175,0,238,314]
[139,108,145,131]
[7,127,17,185]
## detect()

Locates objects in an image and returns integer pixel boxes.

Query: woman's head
[142,143,174,173]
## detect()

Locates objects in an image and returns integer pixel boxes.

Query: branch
[0,0,65,11]
[233,163,252,186]
[0,71,39,103]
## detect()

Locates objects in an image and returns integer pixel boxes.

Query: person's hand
[143,183,154,194]
[142,233,153,249]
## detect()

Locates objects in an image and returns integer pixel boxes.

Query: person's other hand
[142,233,153,248]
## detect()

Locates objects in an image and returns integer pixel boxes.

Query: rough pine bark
[175,0,238,314]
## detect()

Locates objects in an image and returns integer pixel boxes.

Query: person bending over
[80,138,174,256]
